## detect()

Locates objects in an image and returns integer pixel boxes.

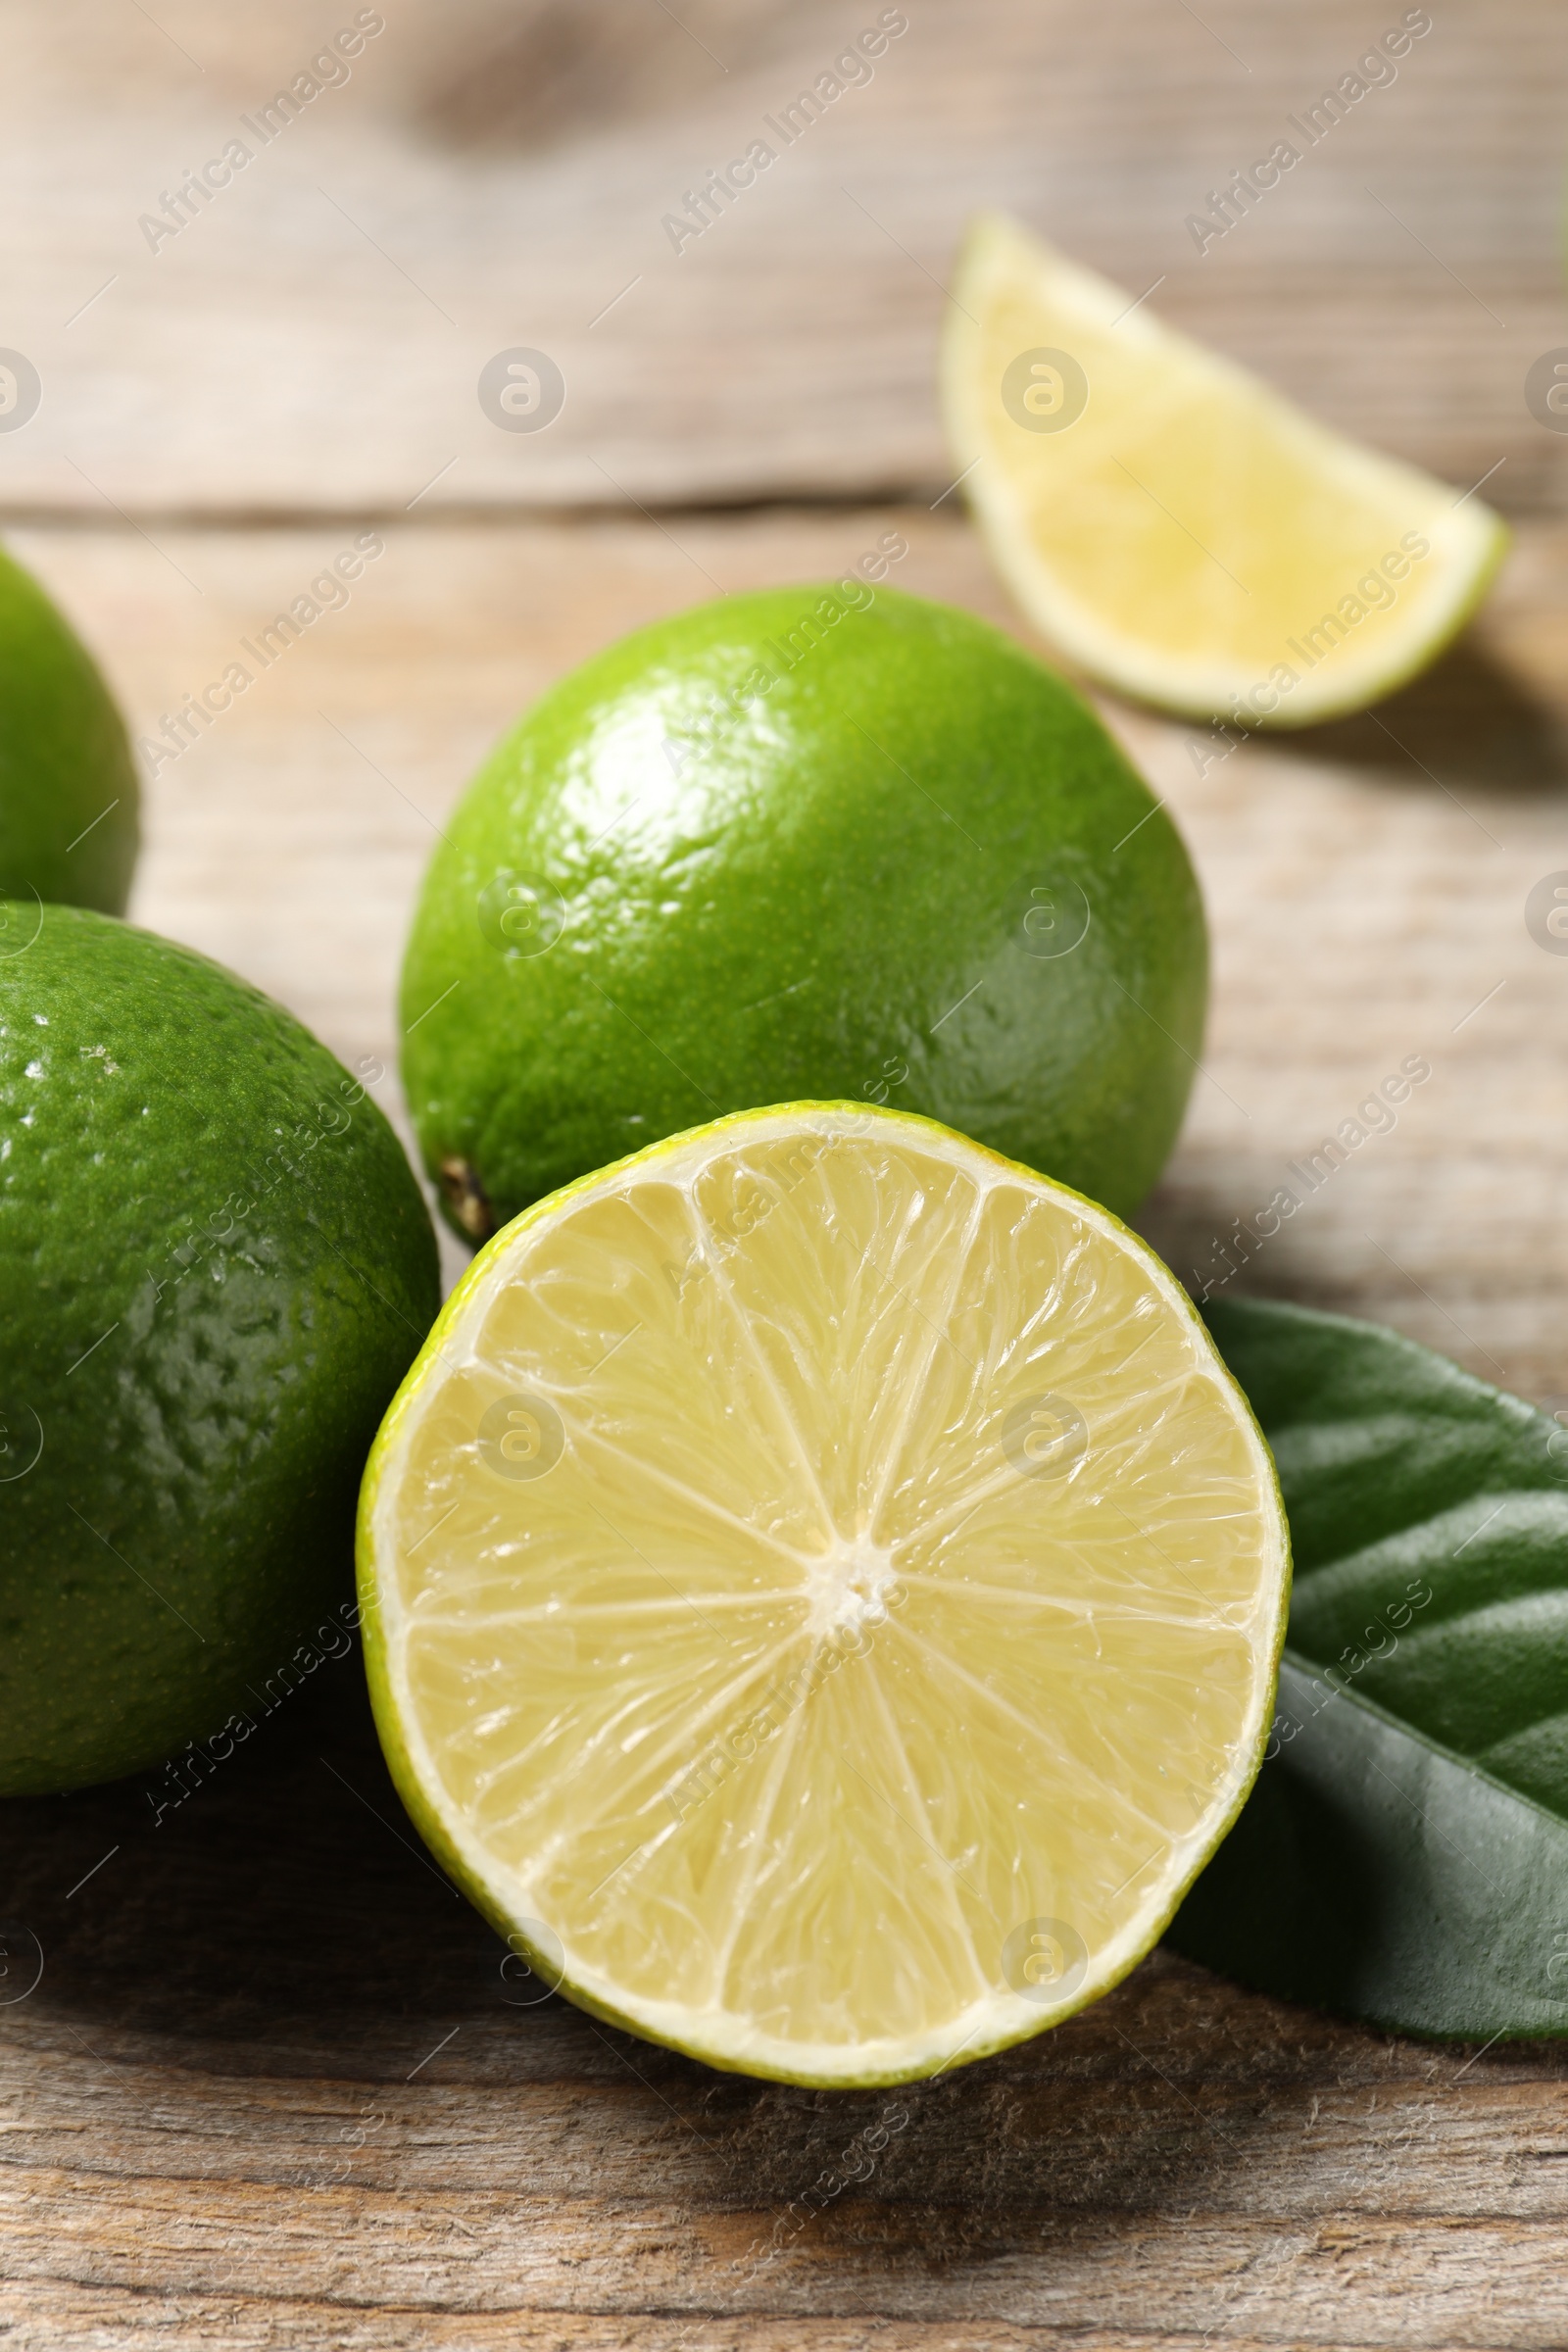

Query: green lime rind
[0,906,439,1792]
[357,1097,1289,2088]
[0,541,139,912]
[399,584,1207,1243]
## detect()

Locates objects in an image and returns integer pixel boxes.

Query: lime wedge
[359,1103,1290,2085]
[942,212,1507,727]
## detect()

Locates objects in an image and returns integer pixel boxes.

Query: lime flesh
[943,213,1507,726]
[360,1102,1290,2086]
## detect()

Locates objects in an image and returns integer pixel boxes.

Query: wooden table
[5,3,1568,2342]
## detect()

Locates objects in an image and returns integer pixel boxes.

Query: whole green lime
[0,542,139,915]
[0,907,438,1793]
[401,585,1206,1239]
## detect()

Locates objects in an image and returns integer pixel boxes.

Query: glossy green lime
[401,584,1207,1240]
[0,907,439,1792]
[0,542,139,914]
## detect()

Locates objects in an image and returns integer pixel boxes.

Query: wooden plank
[9,1665,1568,2348]
[11,506,1566,1391]
[3,505,1568,2345]
[1,0,1564,514]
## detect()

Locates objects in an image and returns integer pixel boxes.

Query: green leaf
[1167,1295,1568,2036]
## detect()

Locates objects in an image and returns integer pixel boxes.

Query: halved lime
[359,1103,1289,2084]
[943,212,1507,727]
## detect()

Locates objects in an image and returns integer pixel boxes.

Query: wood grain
[8,1670,1568,2352]
[1,0,1565,515]
[12,504,1567,1392]
[3,503,1568,2345]
[7,0,1568,2332]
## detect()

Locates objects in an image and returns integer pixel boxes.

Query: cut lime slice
[359,1103,1290,2085]
[942,212,1507,727]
